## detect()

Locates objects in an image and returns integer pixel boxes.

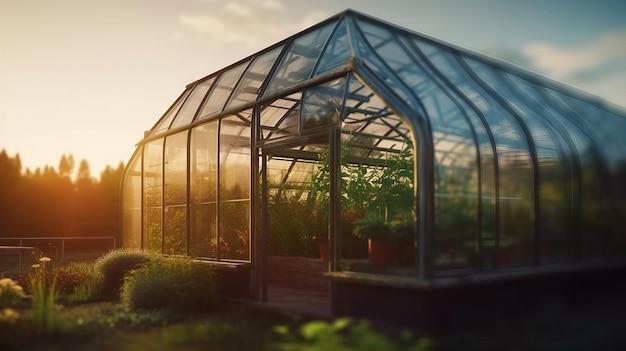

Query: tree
[58,154,74,179]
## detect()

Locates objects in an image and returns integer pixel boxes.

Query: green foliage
[120,257,216,311]
[162,319,252,350]
[267,188,320,257]
[352,214,390,241]
[272,317,434,351]
[66,262,102,304]
[30,258,64,336]
[95,248,158,300]
[0,278,25,307]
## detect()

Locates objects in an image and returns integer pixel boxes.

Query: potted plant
[353,214,395,266]
[389,219,415,266]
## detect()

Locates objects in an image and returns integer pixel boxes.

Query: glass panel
[219,112,252,261]
[266,144,326,259]
[143,139,163,251]
[301,77,347,130]
[413,38,497,269]
[353,19,416,111]
[198,62,250,120]
[190,122,218,259]
[122,151,142,248]
[547,90,624,258]
[170,78,215,129]
[335,76,416,276]
[190,203,217,258]
[357,27,481,270]
[503,73,582,263]
[263,21,337,97]
[259,92,302,141]
[151,89,192,136]
[164,206,186,255]
[219,202,250,260]
[164,131,188,255]
[314,19,352,76]
[226,46,284,110]
[460,56,534,268]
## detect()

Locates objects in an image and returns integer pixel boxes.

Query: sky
[1,0,625,178]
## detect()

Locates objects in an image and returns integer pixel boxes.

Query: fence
[0,236,117,273]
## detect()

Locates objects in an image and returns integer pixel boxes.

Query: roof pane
[226,45,284,110]
[313,19,352,76]
[171,77,215,129]
[150,89,192,136]
[353,18,417,112]
[301,77,347,130]
[263,20,337,97]
[260,92,301,141]
[197,61,250,120]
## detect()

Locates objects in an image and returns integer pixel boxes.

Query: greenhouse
[121,10,626,323]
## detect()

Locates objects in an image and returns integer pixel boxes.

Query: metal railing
[0,236,117,260]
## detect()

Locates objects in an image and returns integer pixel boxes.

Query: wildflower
[0,308,20,325]
[32,264,41,269]
[0,278,25,307]
[39,257,52,262]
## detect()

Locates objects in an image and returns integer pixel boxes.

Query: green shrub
[95,249,158,300]
[272,318,434,351]
[66,262,102,304]
[121,257,215,311]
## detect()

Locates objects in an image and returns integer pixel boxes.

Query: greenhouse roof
[145,9,626,144]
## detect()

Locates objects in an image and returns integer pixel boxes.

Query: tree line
[0,149,124,243]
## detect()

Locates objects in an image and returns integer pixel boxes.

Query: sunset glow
[1,0,625,176]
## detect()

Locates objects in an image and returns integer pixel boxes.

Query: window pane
[170,78,215,129]
[122,151,142,248]
[220,115,251,201]
[198,62,250,120]
[259,92,302,141]
[219,112,251,261]
[150,89,191,136]
[264,21,337,96]
[143,139,163,252]
[314,19,351,76]
[301,77,346,131]
[226,46,283,110]
[220,201,250,260]
[190,203,217,258]
[190,122,218,258]
[164,131,188,255]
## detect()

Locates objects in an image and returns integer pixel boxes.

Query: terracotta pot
[368,239,395,266]
[313,236,329,262]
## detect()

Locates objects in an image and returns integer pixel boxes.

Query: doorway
[258,137,332,316]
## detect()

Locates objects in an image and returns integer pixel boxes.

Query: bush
[95,249,158,300]
[0,278,25,307]
[121,257,216,311]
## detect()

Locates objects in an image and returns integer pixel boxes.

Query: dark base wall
[268,256,329,288]
[333,265,626,328]
[212,264,252,299]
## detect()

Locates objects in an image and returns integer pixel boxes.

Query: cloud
[522,30,626,81]
[175,0,329,50]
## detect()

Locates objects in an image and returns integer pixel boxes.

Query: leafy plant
[30,256,64,336]
[95,248,158,300]
[272,317,434,351]
[120,257,215,311]
[352,214,390,241]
